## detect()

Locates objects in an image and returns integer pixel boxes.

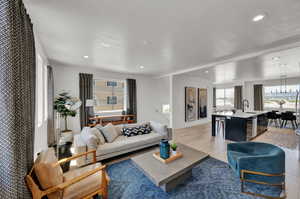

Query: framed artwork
[198,88,208,119]
[185,87,197,122]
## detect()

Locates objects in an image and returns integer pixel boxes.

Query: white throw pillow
[150,121,167,135]
[90,127,106,145]
[80,127,92,145]
[100,123,119,143]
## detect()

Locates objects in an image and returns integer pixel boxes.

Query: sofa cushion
[99,123,119,143]
[63,163,103,199]
[122,124,152,137]
[34,148,63,199]
[96,133,164,156]
[90,127,106,145]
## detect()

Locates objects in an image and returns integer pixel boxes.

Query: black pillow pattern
[122,124,152,137]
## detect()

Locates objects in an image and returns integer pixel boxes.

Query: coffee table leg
[160,170,192,192]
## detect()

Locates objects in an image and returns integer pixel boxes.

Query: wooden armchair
[26,148,109,199]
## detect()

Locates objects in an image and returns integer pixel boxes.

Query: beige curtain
[254,84,264,111]
[234,86,243,109]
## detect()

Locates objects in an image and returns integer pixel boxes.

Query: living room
[1,0,300,199]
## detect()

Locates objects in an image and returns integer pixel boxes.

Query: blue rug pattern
[107,158,281,199]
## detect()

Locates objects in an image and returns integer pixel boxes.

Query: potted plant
[170,142,178,156]
[54,92,81,132]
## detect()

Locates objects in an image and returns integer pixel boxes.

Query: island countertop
[212,111,269,119]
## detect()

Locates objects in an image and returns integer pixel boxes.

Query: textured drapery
[213,87,216,108]
[0,1,36,198]
[79,73,93,129]
[47,65,55,146]
[254,84,264,111]
[234,86,243,109]
[126,79,137,122]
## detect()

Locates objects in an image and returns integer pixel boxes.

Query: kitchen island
[212,111,269,141]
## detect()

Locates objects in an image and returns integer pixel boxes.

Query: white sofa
[75,121,172,161]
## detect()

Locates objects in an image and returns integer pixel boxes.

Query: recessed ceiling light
[272,57,280,61]
[252,14,266,22]
[205,70,209,74]
[101,43,111,48]
[280,64,287,67]
[83,55,89,59]
[139,65,145,69]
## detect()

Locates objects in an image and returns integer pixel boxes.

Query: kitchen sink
[245,112,257,114]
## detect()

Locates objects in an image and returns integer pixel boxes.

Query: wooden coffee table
[132,143,208,192]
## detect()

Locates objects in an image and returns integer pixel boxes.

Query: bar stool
[216,117,226,139]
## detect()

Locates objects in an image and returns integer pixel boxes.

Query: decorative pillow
[80,127,92,145]
[122,124,152,137]
[34,148,63,199]
[90,127,105,145]
[86,135,99,149]
[99,123,119,143]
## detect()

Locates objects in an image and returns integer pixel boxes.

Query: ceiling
[25,0,300,76]
[184,46,300,83]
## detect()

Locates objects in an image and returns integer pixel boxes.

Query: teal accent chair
[227,142,286,198]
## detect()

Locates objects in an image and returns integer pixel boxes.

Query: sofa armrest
[166,128,173,141]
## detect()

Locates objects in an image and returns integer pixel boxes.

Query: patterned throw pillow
[122,124,152,137]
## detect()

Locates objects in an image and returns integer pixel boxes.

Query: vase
[160,139,170,159]
[172,150,177,156]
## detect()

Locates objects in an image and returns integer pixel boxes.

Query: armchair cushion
[63,163,103,199]
[34,148,63,199]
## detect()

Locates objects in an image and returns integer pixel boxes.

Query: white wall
[53,65,171,134]
[172,74,213,129]
[34,34,49,157]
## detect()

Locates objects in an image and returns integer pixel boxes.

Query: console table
[88,114,135,127]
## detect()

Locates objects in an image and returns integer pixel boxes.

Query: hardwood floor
[174,123,300,199]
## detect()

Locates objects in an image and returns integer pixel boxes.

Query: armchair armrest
[57,150,97,165]
[238,154,285,175]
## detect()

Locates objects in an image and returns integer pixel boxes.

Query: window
[216,88,234,108]
[36,55,48,127]
[264,85,300,109]
[94,79,125,112]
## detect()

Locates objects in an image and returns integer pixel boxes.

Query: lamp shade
[85,99,95,107]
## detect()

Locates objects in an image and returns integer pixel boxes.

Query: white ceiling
[184,46,300,83]
[25,0,300,76]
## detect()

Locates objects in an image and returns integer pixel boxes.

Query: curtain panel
[126,79,137,122]
[79,73,93,129]
[213,87,216,108]
[234,86,243,109]
[254,84,264,111]
[0,1,36,198]
[47,66,55,146]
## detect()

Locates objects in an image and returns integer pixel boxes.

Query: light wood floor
[174,123,300,199]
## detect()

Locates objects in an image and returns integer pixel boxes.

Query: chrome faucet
[242,99,249,112]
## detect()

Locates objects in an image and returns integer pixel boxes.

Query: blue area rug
[107,157,282,199]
